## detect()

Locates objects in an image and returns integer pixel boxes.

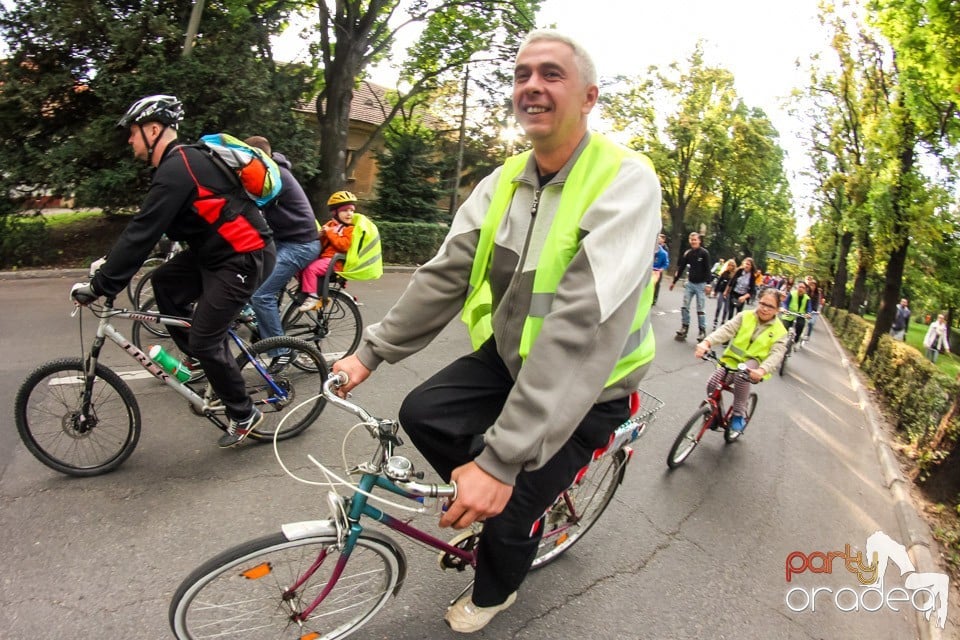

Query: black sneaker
[217,408,263,448]
[268,352,293,375]
[697,329,706,341]
[674,326,688,341]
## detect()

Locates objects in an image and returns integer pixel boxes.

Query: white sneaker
[444,591,517,633]
[296,295,321,312]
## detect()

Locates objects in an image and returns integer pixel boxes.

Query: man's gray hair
[518,29,597,87]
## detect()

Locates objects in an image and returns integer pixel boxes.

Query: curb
[0,265,419,282]
[823,316,943,640]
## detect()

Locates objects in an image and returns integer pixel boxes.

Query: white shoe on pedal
[444,591,517,633]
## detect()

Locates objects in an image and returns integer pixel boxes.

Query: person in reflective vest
[694,288,789,433]
[332,30,661,632]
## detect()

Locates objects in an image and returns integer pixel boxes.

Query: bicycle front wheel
[127,257,163,307]
[169,532,402,640]
[238,336,328,441]
[667,405,713,469]
[531,448,628,569]
[14,358,141,476]
[281,289,362,367]
[779,342,792,377]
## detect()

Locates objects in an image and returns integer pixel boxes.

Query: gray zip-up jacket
[356,132,662,484]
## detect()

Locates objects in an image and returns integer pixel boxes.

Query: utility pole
[182,0,206,57]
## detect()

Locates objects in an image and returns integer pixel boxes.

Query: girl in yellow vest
[693,288,789,433]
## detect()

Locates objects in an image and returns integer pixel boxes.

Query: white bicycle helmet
[118,94,184,129]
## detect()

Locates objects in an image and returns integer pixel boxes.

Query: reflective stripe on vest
[461,134,655,388]
[721,310,787,380]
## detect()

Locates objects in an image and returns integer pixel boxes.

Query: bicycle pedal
[438,530,480,572]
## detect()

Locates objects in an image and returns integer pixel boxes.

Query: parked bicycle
[14,295,328,477]
[666,350,759,469]
[778,308,810,376]
[168,373,662,638]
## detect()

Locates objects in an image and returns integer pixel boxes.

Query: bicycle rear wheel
[281,288,362,367]
[169,532,403,640]
[531,449,628,569]
[667,405,713,469]
[238,336,328,441]
[14,358,141,476]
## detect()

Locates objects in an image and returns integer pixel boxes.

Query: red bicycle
[666,351,759,469]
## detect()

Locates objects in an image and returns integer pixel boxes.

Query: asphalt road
[0,273,950,638]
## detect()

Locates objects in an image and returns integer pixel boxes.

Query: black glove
[70,282,99,305]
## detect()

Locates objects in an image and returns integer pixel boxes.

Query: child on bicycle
[693,288,789,433]
[780,281,811,345]
[296,190,356,312]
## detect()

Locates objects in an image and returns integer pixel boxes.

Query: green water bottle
[148,345,191,383]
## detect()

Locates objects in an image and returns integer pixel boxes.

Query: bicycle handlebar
[322,373,457,500]
[701,351,760,383]
[779,309,811,320]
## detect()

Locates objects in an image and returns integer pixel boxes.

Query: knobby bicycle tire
[238,336,328,441]
[281,289,362,368]
[531,448,628,569]
[724,392,758,443]
[14,358,141,476]
[667,405,713,469]
[169,532,403,640]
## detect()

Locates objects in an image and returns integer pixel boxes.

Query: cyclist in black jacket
[71,95,276,447]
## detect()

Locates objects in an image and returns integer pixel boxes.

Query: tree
[601,43,796,270]
[297,0,539,198]
[372,124,446,221]
[0,0,320,211]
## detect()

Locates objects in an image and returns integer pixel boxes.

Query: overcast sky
[274,0,833,226]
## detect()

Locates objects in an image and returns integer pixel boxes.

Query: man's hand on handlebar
[70,282,99,306]
[331,354,371,398]
[439,461,513,530]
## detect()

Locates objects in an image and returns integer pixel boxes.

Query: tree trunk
[865,109,916,358]
[668,203,687,277]
[831,231,853,309]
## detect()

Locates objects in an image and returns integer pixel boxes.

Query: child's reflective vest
[719,310,787,380]
[340,213,382,281]
[461,134,655,388]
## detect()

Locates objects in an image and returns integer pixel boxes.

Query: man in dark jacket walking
[670,232,711,341]
[244,136,321,370]
[71,95,276,447]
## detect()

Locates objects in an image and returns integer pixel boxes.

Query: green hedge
[0,214,55,269]
[378,220,447,265]
[824,307,960,448]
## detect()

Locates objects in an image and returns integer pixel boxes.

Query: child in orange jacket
[297,191,356,311]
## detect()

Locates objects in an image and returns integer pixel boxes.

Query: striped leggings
[705,358,758,417]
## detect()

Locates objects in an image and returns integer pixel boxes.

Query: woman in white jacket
[923,314,951,363]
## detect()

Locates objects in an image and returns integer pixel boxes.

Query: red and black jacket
[92,142,273,297]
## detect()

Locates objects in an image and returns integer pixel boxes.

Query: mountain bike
[778,309,809,376]
[14,296,328,477]
[666,351,759,469]
[168,373,662,639]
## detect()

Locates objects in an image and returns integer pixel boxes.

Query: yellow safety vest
[461,134,655,387]
[720,310,787,379]
[787,292,809,314]
[340,213,383,281]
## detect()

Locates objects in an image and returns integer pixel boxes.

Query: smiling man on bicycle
[70,94,276,448]
[693,287,789,434]
[333,30,660,633]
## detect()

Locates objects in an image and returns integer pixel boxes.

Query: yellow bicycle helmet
[327,190,358,208]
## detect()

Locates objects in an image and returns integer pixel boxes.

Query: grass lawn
[863,313,959,378]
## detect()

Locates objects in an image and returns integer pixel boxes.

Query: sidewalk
[821,315,950,640]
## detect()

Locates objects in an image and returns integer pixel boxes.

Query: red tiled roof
[296,80,392,126]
